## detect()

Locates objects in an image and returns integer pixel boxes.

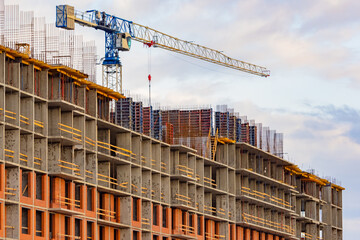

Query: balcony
[241,212,295,237]
[49,123,83,145]
[50,194,83,215]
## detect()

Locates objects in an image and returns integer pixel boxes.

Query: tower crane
[56,5,270,94]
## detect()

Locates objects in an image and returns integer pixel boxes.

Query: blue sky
[11,0,360,238]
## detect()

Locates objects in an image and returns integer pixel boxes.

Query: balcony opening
[65,216,70,240]
[99,193,104,219]
[182,210,186,228]
[75,218,81,239]
[49,177,54,203]
[198,215,202,235]
[162,207,167,228]
[22,171,29,197]
[189,213,194,234]
[153,204,159,226]
[36,173,43,200]
[99,226,104,240]
[65,180,70,204]
[133,231,139,240]
[75,183,81,209]
[87,221,93,239]
[49,213,54,239]
[301,200,305,217]
[114,229,120,240]
[36,210,44,237]
[21,207,29,234]
[114,197,118,221]
[133,197,139,221]
[87,186,93,211]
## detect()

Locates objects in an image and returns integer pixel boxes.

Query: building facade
[0,45,343,240]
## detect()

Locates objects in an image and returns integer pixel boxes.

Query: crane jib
[55,5,270,78]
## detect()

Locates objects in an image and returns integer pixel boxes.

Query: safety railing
[85,136,96,151]
[176,165,195,178]
[97,207,116,220]
[57,159,81,176]
[56,194,81,208]
[141,218,150,226]
[131,184,138,193]
[301,232,314,240]
[20,114,30,126]
[58,123,82,142]
[180,224,195,234]
[34,156,42,166]
[57,233,81,240]
[203,176,217,188]
[141,156,146,165]
[20,153,28,164]
[97,141,134,162]
[242,212,295,235]
[141,187,148,195]
[4,149,15,160]
[151,159,156,167]
[5,187,17,196]
[34,119,45,134]
[85,170,94,179]
[241,186,293,210]
[204,205,227,218]
[196,174,201,182]
[175,193,192,207]
[97,173,128,190]
[4,109,17,124]
[205,232,225,240]
[161,162,167,171]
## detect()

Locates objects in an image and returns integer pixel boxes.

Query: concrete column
[0,53,5,84]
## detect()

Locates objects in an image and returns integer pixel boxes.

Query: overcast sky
[9,0,360,238]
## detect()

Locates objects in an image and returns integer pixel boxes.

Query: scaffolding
[0,1,97,81]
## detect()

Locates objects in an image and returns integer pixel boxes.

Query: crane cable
[148,45,152,108]
[144,40,155,108]
[144,40,155,137]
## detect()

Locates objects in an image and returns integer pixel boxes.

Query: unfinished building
[0,43,344,240]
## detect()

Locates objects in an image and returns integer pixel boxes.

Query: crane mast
[56,5,270,93]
